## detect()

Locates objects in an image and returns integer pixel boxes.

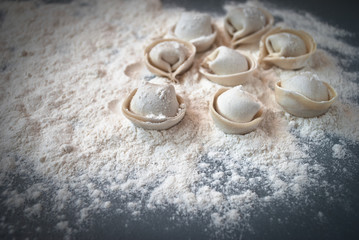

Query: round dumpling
[174,12,212,41]
[281,73,329,102]
[145,39,196,82]
[258,28,316,70]
[226,6,266,38]
[130,82,179,118]
[266,32,307,57]
[208,46,248,75]
[149,41,189,72]
[215,86,260,123]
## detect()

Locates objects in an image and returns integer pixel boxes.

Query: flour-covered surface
[0,0,358,239]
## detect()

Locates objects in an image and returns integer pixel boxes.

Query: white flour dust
[0,0,358,238]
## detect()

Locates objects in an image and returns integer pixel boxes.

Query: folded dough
[208,46,248,75]
[266,32,307,57]
[281,73,329,102]
[215,86,260,123]
[226,6,266,39]
[174,12,212,41]
[149,41,189,72]
[130,82,179,118]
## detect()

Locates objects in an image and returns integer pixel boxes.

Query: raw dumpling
[258,27,316,70]
[275,72,337,118]
[121,81,187,130]
[130,82,179,118]
[281,73,328,102]
[208,46,248,75]
[227,7,266,38]
[216,86,260,123]
[265,32,307,57]
[145,38,196,82]
[149,41,189,72]
[175,12,212,40]
[199,46,257,86]
[171,12,217,52]
[224,6,273,47]
[210,87,264,134]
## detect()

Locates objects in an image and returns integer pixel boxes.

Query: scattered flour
[0,0,358,239]
[332,143,349,159]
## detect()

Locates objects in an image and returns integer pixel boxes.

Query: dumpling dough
[130,82,179,118]
[226,6,266,38]
[174,12,212,41]
[208,46,248,75]
[281,73,329,101]
[149,41,189,72]
[216,86,260,123]
[266,32,307,57]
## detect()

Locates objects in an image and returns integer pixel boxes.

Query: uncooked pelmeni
[215,86,260,123]
[281,73,328,102]
[210,87,264,134]
[227,7,266,39]
[130,82,179,118]
[145,38,196,82]
[121,81,186,130]
[265,32,307,57]
[174,12,212,41]
[259,27,316,70]
[275,72,337,118]
[171,12,217,52]
[208,46,248,75]
[149,41,189,72]
[199,46,256,86]
[224,6,273,47]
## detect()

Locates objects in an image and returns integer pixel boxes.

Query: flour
[332,143,349,159]
[0,0,358,239]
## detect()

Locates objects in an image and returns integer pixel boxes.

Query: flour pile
[0,0,358,239]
